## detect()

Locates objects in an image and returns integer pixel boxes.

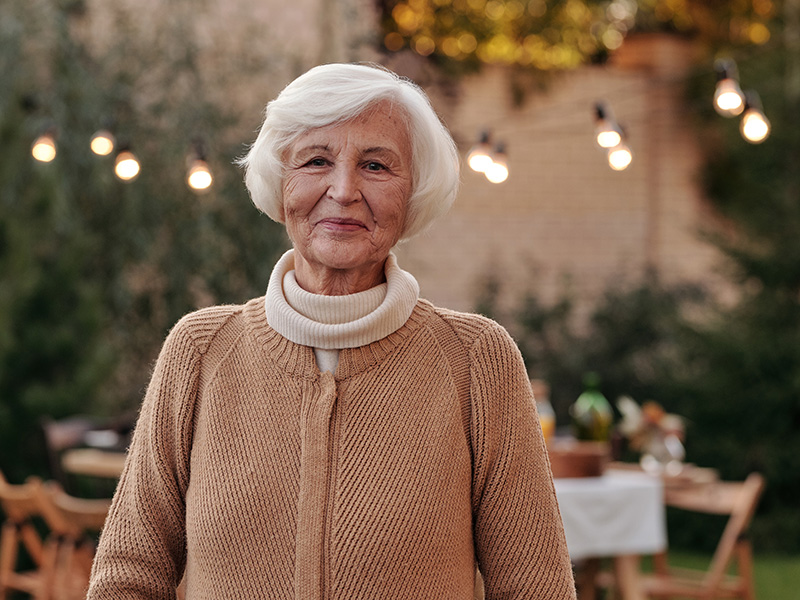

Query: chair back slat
[37,481,111,537]
[0,471,47,595]
[35,481,112,600]
[1,470,112,600]
[704,473,765,588]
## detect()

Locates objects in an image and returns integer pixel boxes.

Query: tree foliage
[0,0,287,481]
[379,0,775,76]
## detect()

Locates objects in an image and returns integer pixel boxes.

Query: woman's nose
[326,166,362,203]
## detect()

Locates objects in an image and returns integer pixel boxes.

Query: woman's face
[281,101,413,293]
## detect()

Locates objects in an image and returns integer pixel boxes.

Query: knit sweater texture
[87,298,576,599]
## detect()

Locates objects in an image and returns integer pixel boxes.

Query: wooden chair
[40,416,102,493]
[0,471,48,599]
[35,481,111,600]
[643,472,765,599]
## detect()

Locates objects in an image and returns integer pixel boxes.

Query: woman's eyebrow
[294,144,331,155]
[361,146,399,157]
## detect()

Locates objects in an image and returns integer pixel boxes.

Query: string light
[114,147,141,181]
[608,142,633,171]
[594,103,622,149]
[27,57,770,189]
[467,131,493,173]
[713,58,745,117]
[467,132,509,183]
[31,129,57,163]
[90,129,116,156]
[594,102,632,171]
[739,91,770,144]
[185,139,214,192]
[187,159,213,191]
[484,144,509,183]
[711,61,771,144]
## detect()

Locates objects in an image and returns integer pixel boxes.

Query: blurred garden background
[1,0,799,593]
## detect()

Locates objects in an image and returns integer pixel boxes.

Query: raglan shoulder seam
[169,302,248,356]
[428,304,513,355]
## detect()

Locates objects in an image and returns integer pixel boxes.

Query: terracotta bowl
[547,439,610,478]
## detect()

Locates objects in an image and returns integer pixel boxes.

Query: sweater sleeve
[86,316,205,600]
[469,322,577,599]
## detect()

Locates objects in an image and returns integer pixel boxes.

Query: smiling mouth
[317,217,368,231]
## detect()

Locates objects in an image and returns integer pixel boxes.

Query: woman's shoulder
[167,297,263,355]
[418,299,517,352]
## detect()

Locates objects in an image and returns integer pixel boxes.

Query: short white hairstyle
[239,63,460,240]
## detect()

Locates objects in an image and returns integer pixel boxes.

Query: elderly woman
[87,63,576,599]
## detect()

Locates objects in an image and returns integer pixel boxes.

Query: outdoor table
[554,469,666,600]
[62,448,128,479]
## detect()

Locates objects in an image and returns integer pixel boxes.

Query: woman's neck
[293,256,386,295]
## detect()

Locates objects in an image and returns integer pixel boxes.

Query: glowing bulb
[467,145,493,173]
[594,103,623,148]
[31,134,57,162]
[596,126,622,149]
[467,132,493,173]
[485,157,509,183]
[608,144,633,171]
[714,78,745,117]
[90,130,116,156]
[740,109,770,143]
[187,159,214,192]
[115,150,140,181]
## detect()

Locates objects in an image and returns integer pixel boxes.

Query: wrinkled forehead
[285,100,413,161]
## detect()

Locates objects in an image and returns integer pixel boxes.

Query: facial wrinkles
[279,104,412,294]
[285,131,407,239]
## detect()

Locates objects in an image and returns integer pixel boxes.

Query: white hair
[239,63,460,240]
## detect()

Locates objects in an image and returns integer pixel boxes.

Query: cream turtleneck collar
[264,249,420,353]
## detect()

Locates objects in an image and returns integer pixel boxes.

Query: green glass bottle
[570,372,613,442]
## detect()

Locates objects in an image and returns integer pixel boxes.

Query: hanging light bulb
[608,142,633,171]
[714,79,746,116]
[740,91,770,144]
[187,158,214,192]
[90,129,116,156]
[114,147,141,181]
[594,103,622,149]
[740,110,770,143]
[467,131,493,173]
[597,127,622,149]
[713,59,745,117]
[31,129,57,163]
[593,105,632,170]
[484,143,509,183]
[186,139,214,193]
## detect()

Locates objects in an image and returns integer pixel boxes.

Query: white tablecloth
[554,470,667,561]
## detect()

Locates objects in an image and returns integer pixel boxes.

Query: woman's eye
[365,161,386,171]
[305,158,327,167]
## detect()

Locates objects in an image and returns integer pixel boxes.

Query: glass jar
[530,379,555,444]
[570,372,613,442]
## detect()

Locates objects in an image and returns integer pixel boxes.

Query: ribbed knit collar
[264,249,420,350]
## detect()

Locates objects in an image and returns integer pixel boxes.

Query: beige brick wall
[395,34,726,321]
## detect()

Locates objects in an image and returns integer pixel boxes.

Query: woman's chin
[303,240,386,273]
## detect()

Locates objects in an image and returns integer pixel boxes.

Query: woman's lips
[317,217,368,232]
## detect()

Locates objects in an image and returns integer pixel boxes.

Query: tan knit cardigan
[87,297,576,599]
